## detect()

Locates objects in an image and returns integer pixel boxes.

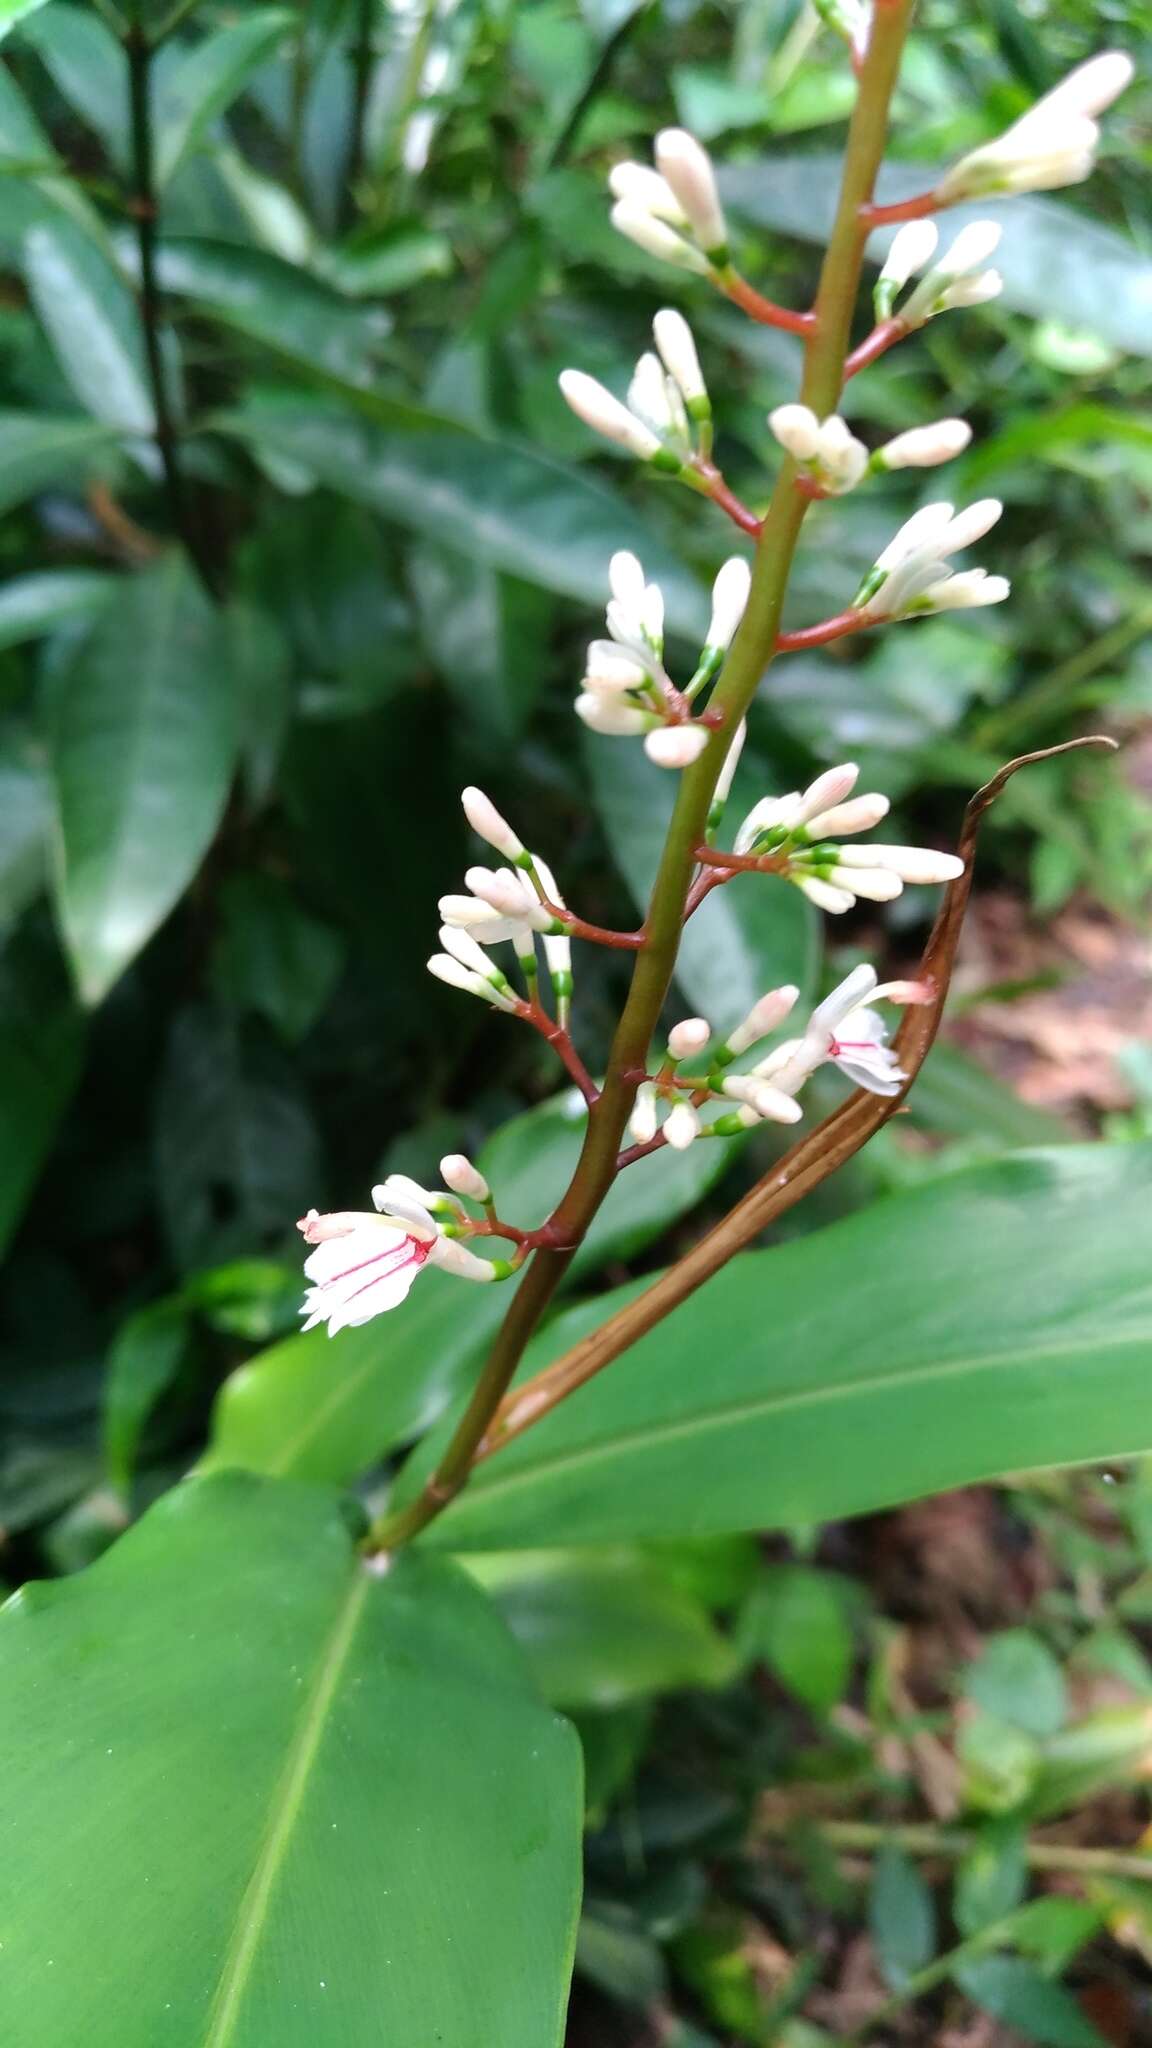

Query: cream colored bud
[654,128,727,255]
[876,419,972,470]
[668,1017,710,1060]
[644,725,710,770]
[662,1100,700,1150]
[558,369,662,458]
[461,786,524,861]
[439,1154,490,1203]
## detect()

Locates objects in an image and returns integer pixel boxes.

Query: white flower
[439,865,551,945]
[434,922,519,996]
[663,1100,701,1150]
[769,404,869,494]
[835,843,965,885]
[461,786,524,862]
[427,951,520,1011]
[898,222,1003,328]
[628,350,691,454]
[803,792,890,838]
[668,1016,711,1060]
[719,1073,804,1123]
[654,128,728,259]
[297,1188,494,1335]
[576,692,654,736]
[608,551,664,657]
[937,51,1133,202]
[439,1154,490,1203]
[760,966,929,1102]
[645,724,710,769]
[854,498,1008,620]
[629,1080,659,1144]
[608,160,688,226]
[873,419,972,470]
[559,369,673,464]
[874,220,939,319]
[653,308,708,411]
[581,641,653,695]
[609,200,711,274]
[722,984,800,1059]
[706,559,751,652]
[735,762,860,854]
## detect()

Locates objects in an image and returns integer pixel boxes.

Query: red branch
[542,900,644,951]
[776,610,867,653]
[521,1000,599,1105]
[844,315,908,379]
[720,270,816,337]
[860,190,939,226]
[695,463,762,536]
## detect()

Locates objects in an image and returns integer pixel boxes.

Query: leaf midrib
[201,1561,370,2045]
[459,1322,1152,1514]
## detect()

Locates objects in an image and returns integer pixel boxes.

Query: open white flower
[297,1186,494,1335]
[937,51,1133,202]
[853,499,1009,620]
[758,965,931,1102]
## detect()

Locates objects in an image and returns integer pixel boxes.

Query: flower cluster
[561,311,712,474]
[577,549,750,769]
[936,52,1133,203]
[732,761,964,913]
[769,404,972,496]
[628,963,933,1151]
[435,788,574,1015]
[297,1173,500,1337]
[851,500,1009,622]
[875,221,1004,328]
[608,128,729,274]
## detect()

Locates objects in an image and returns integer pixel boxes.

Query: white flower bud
[938,271,1004,313]
[899,222,1003,327]
[706,558,751,652]
[797,762,859,822]
[653,309,707,407]
[465,865,552,931]
[795,874,855,914]
[936,53,1132,202]
[662,1099,701,1150]
[668,1017,711,1060]
[826,864,904,902]
[876,219,939,306]
[836,843,965,884]
[629,1080,659,1145]
[576,692,652,736]
[558,369,663,459]
[721,1074,804,1123]
[628,351,688,445]
[610,200,710,274]
[713,719,746,806]
[654,128,727,257]
[803,793,890,839]
[916,570,1011,613]
[461,786,524,862]
[608,552,664,653]
[582,642,651,693]
[438,923,498,975]
[724,984,800,1058]
[769,403,822,462]
[439,1154,491,1203]
[874,419,972,470]
[432,1237,496,1283]
[427,954,519,1011]
[608,161,687,225]
[644,725,710,769]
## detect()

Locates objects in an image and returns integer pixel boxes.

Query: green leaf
[907,1041,1069,1148]
[149,236,388,384]
[586,736,819,1034]
[0,1473,582,2046]
[478,1088,738,1283]
[211,873,345,1044]
[461,1547,738,1709]
[0,413,120,516]
[954,1822,1028,1938]
[962,1629,1069,1739]
[201,1268,510,1486]
[49,557,237,1002]
[0,731,51,929]
[0,569,115,651]
[869,1844,936,1991]
[738,1564,856,1713]
[16,3,130,165]
[0,926,84,1258]
[955,1958,1106,2047]
[0,0,49,44]
[413,1143,1152,1548]
[103,1297,190,1494]
[720,157,1152,360]
[24,215,156,434]
[154,10,295,187]
[217,398,708,633]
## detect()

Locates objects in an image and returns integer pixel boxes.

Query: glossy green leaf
[211,873,345,1043]
[0,414,119,515]
[202,1266,510,1486]
[49,557,237,1002]
[154,10,294,187]
[907,1041,1069,1147]
[0,569,114,650]
[218,399,708,633]
[0,731,50,928]
[461,1547,738,1709]
[721,157,1152,359]
[737,1564,856,1713]
[586,737,820,1034]
[415,1143,1152,1548]
[16,3,129,164]
[24,217,155,435]
[0,1473,582,2046]
[955,1958,1106,2047]
[0,926,84,1258]
[103,1297,190,1494]
[149,237,388,384]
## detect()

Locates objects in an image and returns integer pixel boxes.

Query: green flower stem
[366,0,917,1557]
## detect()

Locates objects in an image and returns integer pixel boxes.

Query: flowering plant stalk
[295,6,1129,1555]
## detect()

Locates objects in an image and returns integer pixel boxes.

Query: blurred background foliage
[1,0,1151,2038]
